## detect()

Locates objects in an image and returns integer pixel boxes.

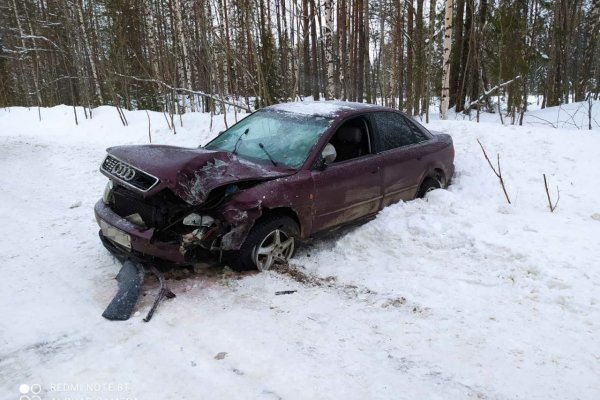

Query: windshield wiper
[232,128,249,155]
[258,142,278,166]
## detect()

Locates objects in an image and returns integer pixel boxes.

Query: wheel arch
[259,207,302,236]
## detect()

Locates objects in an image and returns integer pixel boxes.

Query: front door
[311,116,383,232]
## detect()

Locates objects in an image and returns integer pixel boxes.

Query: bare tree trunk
[145,0,160,78]
[173,0,195,111]
[302,0,311,96]
[11,0,37,106]
[389,0,400,108]
[75,0,103,104]
[414,0,424,116]
[356,0,365,102]
[425,0,436,122]
[378,4,387,106]
[324,0,335,99]
[449,0,464,108]
[21,0,44,108]
[456,0,473,112]
[309,0,320,100]
[441,0,453,119]
[223,0,235,95]
[398,1,405,109]
[406,0,414,113]
[363,0,371,103]
[577,0,600,100]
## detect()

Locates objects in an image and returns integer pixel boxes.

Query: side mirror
[321,143,337,166]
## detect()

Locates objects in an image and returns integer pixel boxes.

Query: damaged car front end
[95,151,296,267]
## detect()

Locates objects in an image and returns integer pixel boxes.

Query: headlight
[102,180,114,205]
[183,213,214,227]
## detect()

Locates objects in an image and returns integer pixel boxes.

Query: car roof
[263,101,391,119]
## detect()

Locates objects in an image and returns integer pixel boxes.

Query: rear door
[369,111,431,206]
[311,116,383,232]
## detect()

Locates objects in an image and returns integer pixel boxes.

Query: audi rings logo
[111,162,136,181]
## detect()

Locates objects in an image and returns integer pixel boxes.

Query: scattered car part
[143,265,176,322]
[275,290,297,295]
[102,261,175,322]
[102,261,145,321]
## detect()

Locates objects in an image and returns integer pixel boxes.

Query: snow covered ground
[0,103,599,400]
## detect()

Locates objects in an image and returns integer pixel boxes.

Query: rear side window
[371,112,429,152]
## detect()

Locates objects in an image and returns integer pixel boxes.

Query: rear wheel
[416,178,441,198]
[224,215,299,271]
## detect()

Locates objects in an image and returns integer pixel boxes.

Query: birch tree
[441,0,453,119]
[324,0,335,99]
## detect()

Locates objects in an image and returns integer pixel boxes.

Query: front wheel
[224,215,299,271]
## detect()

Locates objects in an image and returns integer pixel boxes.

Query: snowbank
[0,104,598,400]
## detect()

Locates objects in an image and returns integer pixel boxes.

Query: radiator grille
[101,155,159,192]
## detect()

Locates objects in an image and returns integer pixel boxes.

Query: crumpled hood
[106,145,293,205]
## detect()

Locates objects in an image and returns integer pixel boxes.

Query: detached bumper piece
[102,261,145,321]
[102,261,175,322]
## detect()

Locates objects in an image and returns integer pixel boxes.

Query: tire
[416,178,441,198]
[224,215,299,272]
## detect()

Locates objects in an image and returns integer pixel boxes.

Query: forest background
[1,0,599,124]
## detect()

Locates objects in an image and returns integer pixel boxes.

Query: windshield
[204,110,332,169]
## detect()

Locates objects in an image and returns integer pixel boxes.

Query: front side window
[371,112,429,152]
[328,116,372,163]
[205,110,332,169]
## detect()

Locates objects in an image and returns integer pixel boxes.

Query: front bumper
[94,200,186,264]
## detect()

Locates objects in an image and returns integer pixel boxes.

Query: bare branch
[110,72,251,112]
[525,114,558,128]
[20,35,63,51]
[543,174,560,212]
[477,139,511,204]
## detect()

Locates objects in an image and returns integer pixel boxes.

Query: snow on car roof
[265,101,379,118]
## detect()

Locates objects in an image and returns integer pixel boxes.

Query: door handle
[371,166,380,174]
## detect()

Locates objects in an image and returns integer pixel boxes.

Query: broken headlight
[181,214,219,253]
[102,180,114,205]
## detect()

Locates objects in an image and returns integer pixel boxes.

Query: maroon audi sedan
[95,102,454,271]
